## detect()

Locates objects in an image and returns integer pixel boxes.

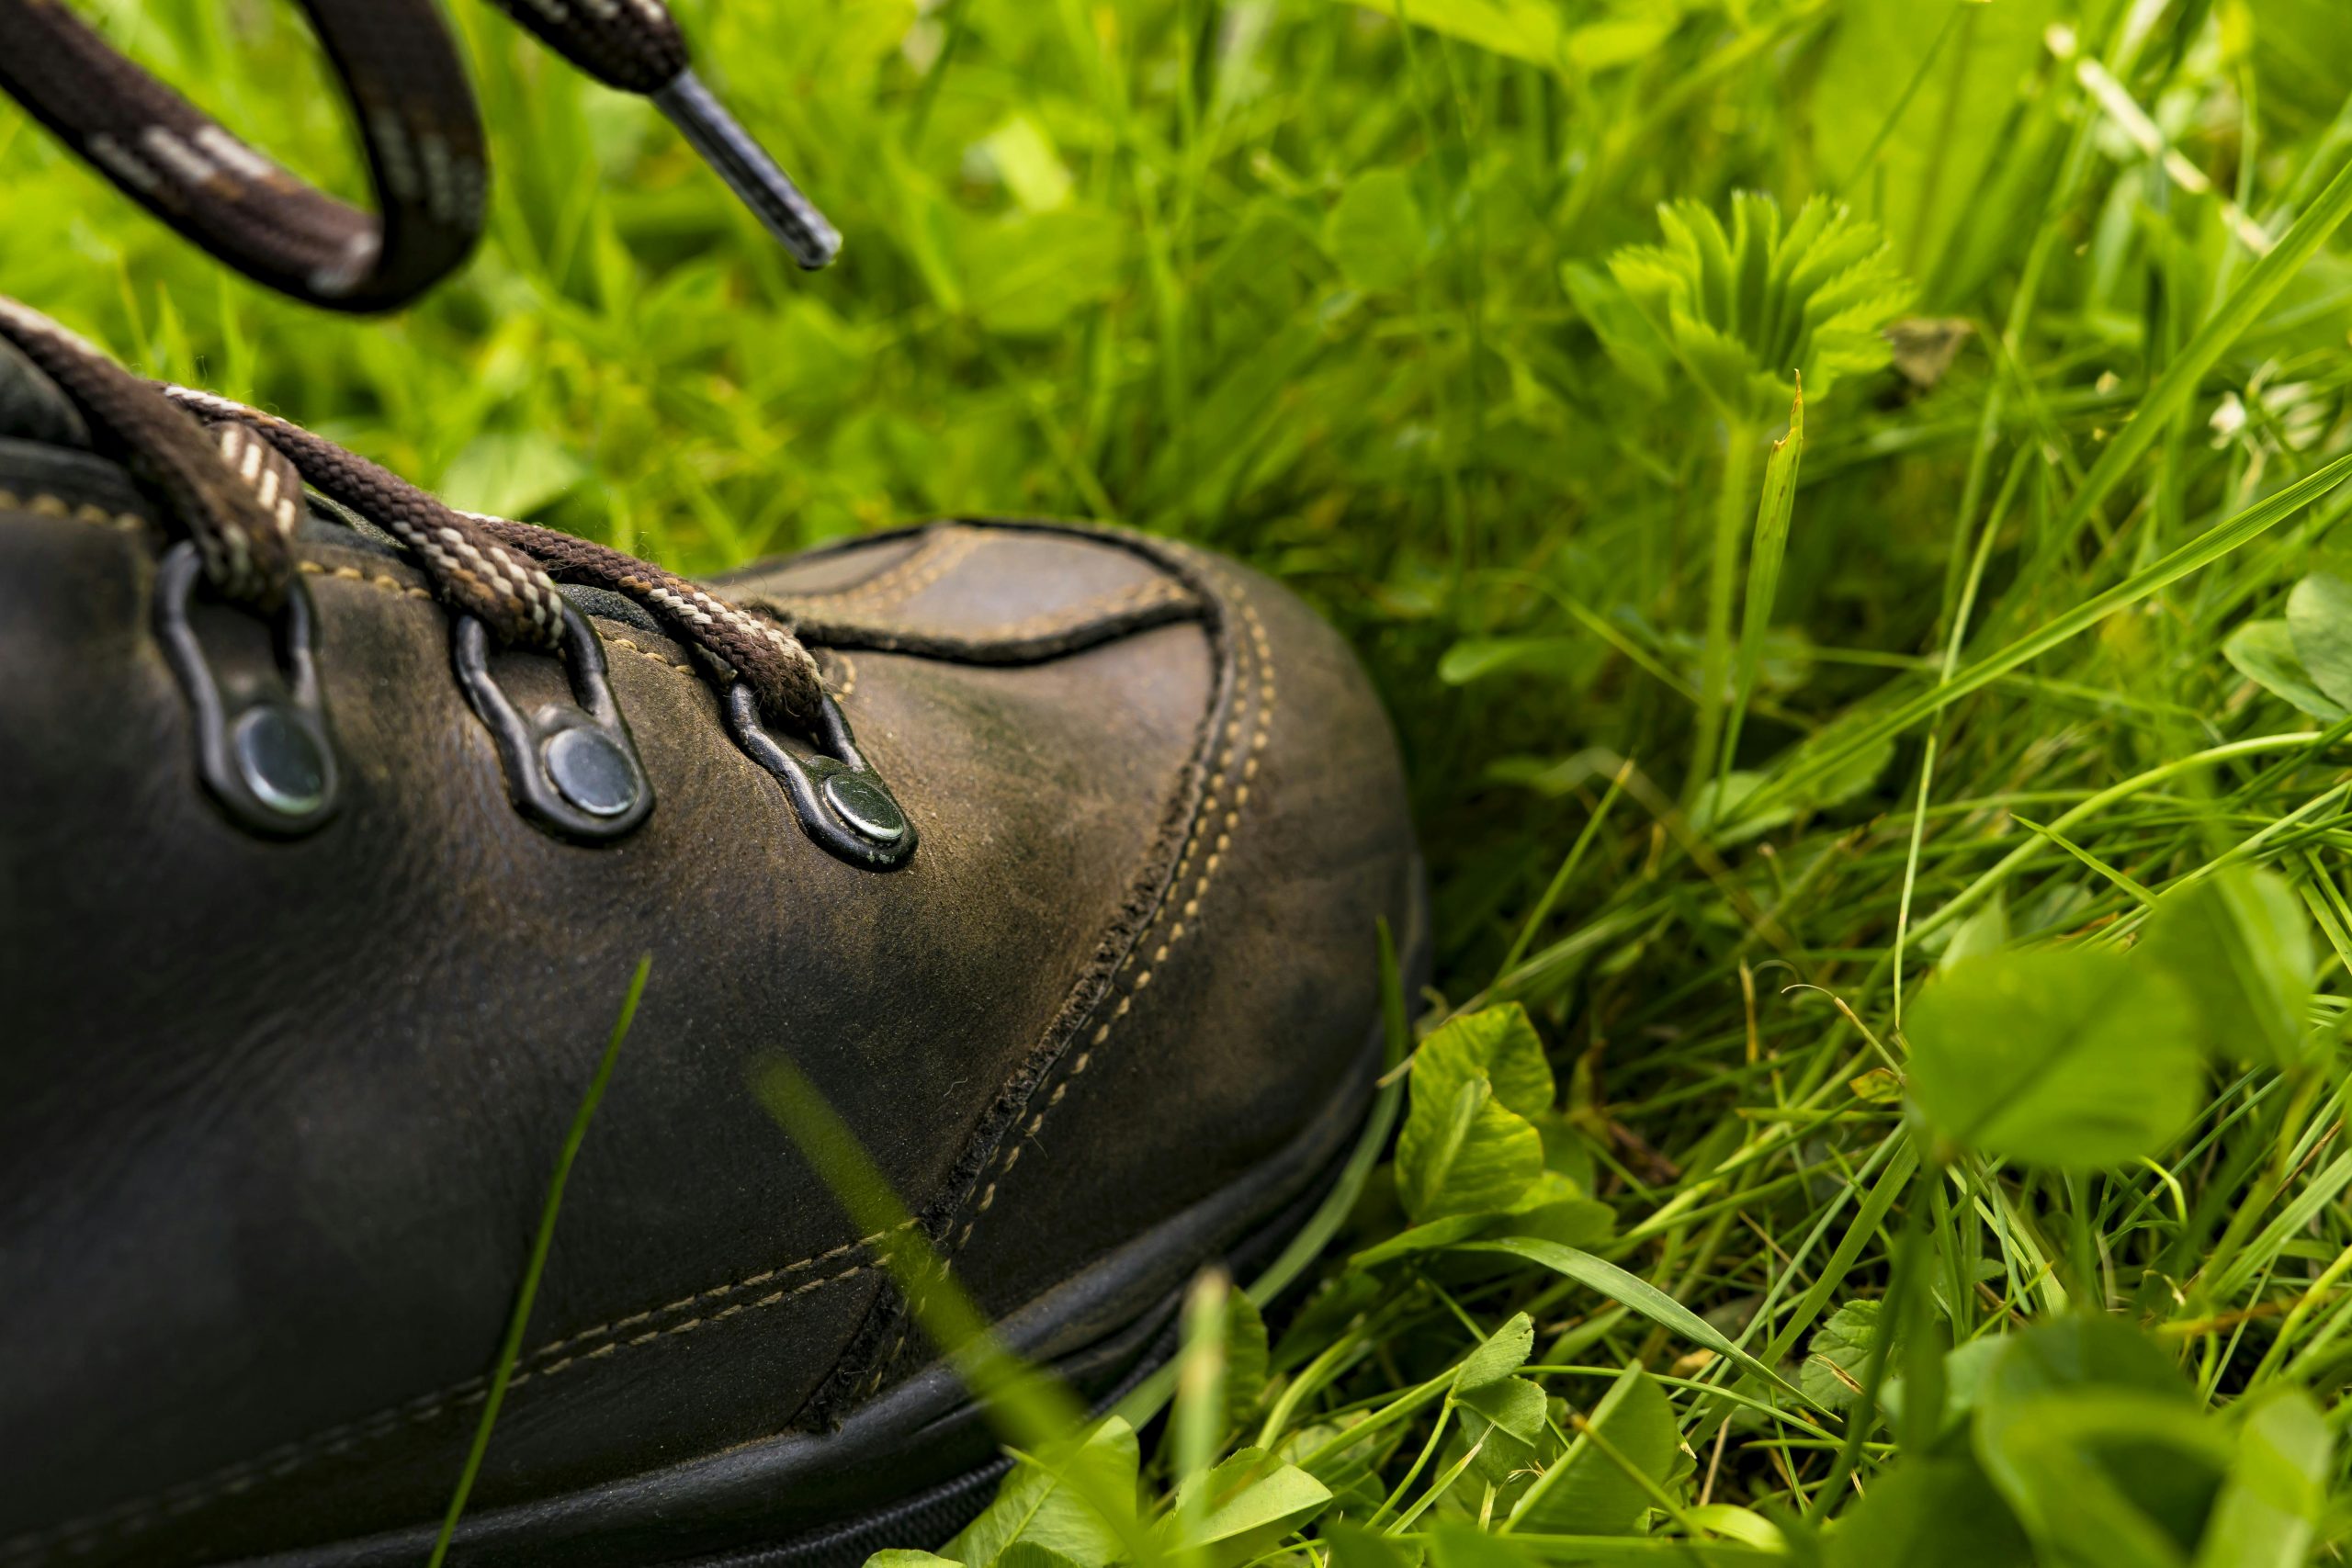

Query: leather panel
[0,515,1214,1563]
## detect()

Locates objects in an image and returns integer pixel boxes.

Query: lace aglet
[652,70,842,270]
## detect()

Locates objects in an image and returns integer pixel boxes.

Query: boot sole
[251,874,1430,1568]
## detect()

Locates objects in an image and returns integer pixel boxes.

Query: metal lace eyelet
[725,682,916,871]
[153,540,339,838]
[452,600,653,842]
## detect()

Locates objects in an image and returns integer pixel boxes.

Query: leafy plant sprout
[1586,192,1912,805]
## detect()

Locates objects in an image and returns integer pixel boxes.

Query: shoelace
[0,5,910,862]
[0,0,839,311]
[0,297,829,730]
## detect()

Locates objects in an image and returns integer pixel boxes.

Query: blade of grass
[1454,1237,1818,1408]
[752,1057,1159,1568]
[2043,148,2352,561]
[426,953,650,1568]
[1758,451,2352,812]
[1717,382,1805,802]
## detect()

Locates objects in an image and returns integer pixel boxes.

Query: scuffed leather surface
[0,461,1415,1565]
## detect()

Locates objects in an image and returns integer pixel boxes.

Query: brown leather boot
[0,313,1423,1567]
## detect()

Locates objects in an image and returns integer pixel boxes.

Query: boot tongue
[0,338,92,450]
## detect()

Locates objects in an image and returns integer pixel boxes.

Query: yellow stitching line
[2,490,148,532]
[5,1223,915,1564]
[968,578,1193,640]
[974,583,1278,1225]
[295,559,435,601]
[11,499,435,605]
[770,526,980,611]
[797,577,1194,649]
[605,635,697,676]
[871,570,1274,1395]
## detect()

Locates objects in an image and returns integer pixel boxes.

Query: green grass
[19,0,2352,1560]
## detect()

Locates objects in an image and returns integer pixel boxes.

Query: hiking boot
[0,312,1424,1568]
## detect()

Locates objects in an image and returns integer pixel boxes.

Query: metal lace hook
[452,600,654,842]
[153,541,340,837]
[725,682,915,870]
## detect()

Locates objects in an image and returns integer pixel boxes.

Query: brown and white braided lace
[0,299,301,605]
[162,387,829,727]
[0,297,827,728]
[0,0,838,314]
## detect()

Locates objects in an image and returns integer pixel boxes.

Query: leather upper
[0,418,1417,1565]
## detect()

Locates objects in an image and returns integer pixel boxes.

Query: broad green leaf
[1510,1190,1616,1250]
[1159,1449,1331,1565]
[2222,618,2346,719]
[1886,1334,2009,1442]
[866,1553,964,1568]
[2288,571,2352,708]
[437,430,585,519]
[1453,1312,1547,1479]
[2139,870,2315,1067]
[1429,1524,1540,1568]
[1325,1522,1419,1568]
[994,1548,1083,1568]
[1940,892,2011,964]
[1459,1373,1549,1447]
[1802,1300,1894,1413]
[1939,1335,2009,1427]
[1469,1540,1774,1567]
[952,208,1128,335]
[1457,1312,1536,1391]
[1512,1366,1679,1535]
[1396,1074,1544,1222]
[2192,1389,2332,1568]
[1325,169,1427,293]
[1973,1318,2222,1567]
[1536,1114,1599,1190]
[1684,1506,1784,1551]
[1567,12,1679,71]
[1422,1004,1556,1118]
[945,1418,1138,1568]
[1397,1006,1555,1221]
[1813,0,2060,292]
[1460,1237,1812,1404]
[979,114,1073,213]
[1822,1455,2032,1568]
[1339,0,1566,66]
[1974,1314,2198,1409]
[1982,1390,2228,1568]
[1905,949,2204,1169]
[1848,1068,1903,1105]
